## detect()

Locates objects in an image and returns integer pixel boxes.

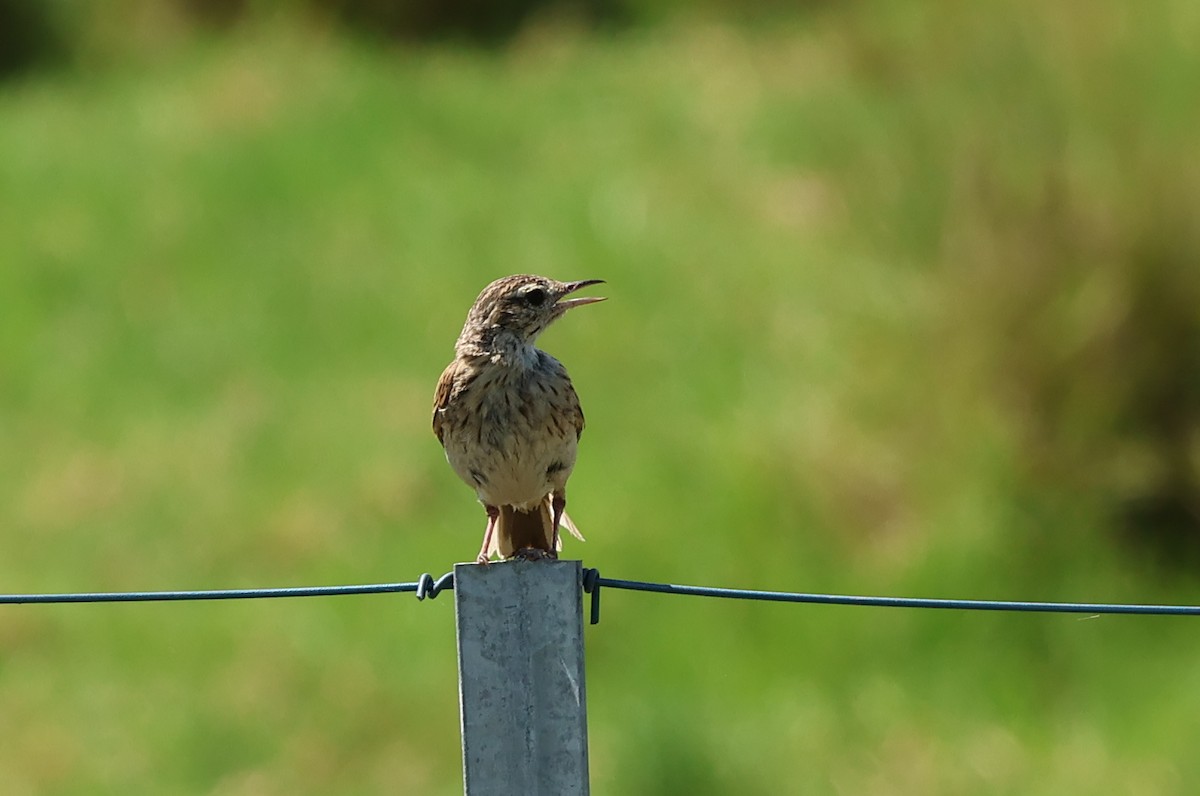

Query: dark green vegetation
[1,2,1198,793]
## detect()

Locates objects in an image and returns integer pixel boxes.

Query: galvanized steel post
[454,560,590,796]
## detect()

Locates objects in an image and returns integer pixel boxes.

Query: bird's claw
[513,547,557,562]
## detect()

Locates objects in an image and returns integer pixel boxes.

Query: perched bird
[433,275,605,563]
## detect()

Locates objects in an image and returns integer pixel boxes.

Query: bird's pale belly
[443,414,577,510]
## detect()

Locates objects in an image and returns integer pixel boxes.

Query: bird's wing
[432,359,466,444]
[566,377,586,440]
[542,353,586,440]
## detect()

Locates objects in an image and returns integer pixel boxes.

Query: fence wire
[1,567,1197,626]
[0,572,456,605]
[580,570,1200,624]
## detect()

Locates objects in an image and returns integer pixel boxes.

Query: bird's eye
[523,287,548,307]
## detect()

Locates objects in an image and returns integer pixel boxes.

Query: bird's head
[458,274,606,355]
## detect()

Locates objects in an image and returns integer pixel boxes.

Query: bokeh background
[2,0,1199,793]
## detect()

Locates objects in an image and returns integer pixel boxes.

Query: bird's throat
[457,327,540,369]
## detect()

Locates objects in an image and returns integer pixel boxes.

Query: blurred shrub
[306,0,624,42]
[0,0,65,77]
[949,165,1200,564]
[823,0,1200,564]
[4,0,623,74]
[1,0,833,77]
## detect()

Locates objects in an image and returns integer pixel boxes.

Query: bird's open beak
[555,279,607,311]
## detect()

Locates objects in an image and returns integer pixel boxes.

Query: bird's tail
[492,494,586,559]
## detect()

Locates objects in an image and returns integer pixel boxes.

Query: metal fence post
[453,560,590,796]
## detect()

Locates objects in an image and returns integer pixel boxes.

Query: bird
[433,274,606,563]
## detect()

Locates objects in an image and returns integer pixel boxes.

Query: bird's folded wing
[432,359,468,443]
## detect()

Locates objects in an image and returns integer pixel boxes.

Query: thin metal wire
[580,569,1200,624]
[0,568,1196,626]
[0,572,455,605]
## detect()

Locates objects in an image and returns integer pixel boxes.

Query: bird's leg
[476,505,499,564]
[549,491,566,558]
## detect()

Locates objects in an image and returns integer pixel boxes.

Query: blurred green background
[2,0,1199,793]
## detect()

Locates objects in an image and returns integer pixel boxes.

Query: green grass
[2,3,1200,793]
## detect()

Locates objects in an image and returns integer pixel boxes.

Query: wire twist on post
[581,567,601,624]
[416,572,455,601]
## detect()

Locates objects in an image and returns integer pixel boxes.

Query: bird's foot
[475,552,492,565]
[513,547,557,562]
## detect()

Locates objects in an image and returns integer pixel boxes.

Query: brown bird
[433,275,606,563]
